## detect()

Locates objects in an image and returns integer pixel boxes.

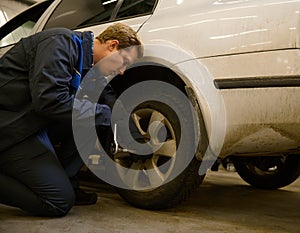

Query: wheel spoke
[144,159,165,187]
[116,107,178,190]
[131,112,147,136]
[147,111,165,143]
[122,161,144,189]
[148,110,165,126]
[153,139,176,158]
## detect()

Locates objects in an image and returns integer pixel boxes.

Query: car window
[44,0,118,29]
[0,21,35,47]
[0,0,54,47]
[115,0,157,19]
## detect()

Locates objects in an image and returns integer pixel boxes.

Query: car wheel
[233,155,300,189]
[111,98,205,210]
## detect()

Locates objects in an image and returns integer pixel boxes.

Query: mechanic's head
[94,23,143,76]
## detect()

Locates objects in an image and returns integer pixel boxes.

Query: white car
[1,0,300,209]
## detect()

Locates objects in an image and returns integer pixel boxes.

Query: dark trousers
[0,128,83,217]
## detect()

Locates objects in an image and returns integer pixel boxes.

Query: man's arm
[29,33,110,126]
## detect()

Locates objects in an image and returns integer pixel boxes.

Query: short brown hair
[96,23,143,58]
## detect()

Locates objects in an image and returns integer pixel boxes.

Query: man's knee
[40,189,76,217]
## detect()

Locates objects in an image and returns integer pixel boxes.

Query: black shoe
[74,188,98,205]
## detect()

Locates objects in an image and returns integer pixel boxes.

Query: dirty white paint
[1,0,300,157]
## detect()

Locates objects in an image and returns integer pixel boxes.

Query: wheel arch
[110,62,209,160]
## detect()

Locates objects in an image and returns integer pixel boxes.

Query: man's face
[98,46,139,77]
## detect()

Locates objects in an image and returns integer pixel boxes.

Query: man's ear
[108,40,119,51]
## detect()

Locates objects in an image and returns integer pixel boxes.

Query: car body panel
[136,0,300,156]
[0,0,299,158]
[140,0,300,57]
[220,86,300,156]
[199,49,300,156]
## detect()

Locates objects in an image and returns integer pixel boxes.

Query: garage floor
[1,170,299,233]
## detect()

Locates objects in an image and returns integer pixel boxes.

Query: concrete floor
[1,170,300,233]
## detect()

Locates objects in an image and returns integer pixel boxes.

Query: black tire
[105,81,207,209]
[233,155,300,189]
[118,157,203,210]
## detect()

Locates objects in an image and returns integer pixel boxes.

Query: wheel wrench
[110,124,130,154]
